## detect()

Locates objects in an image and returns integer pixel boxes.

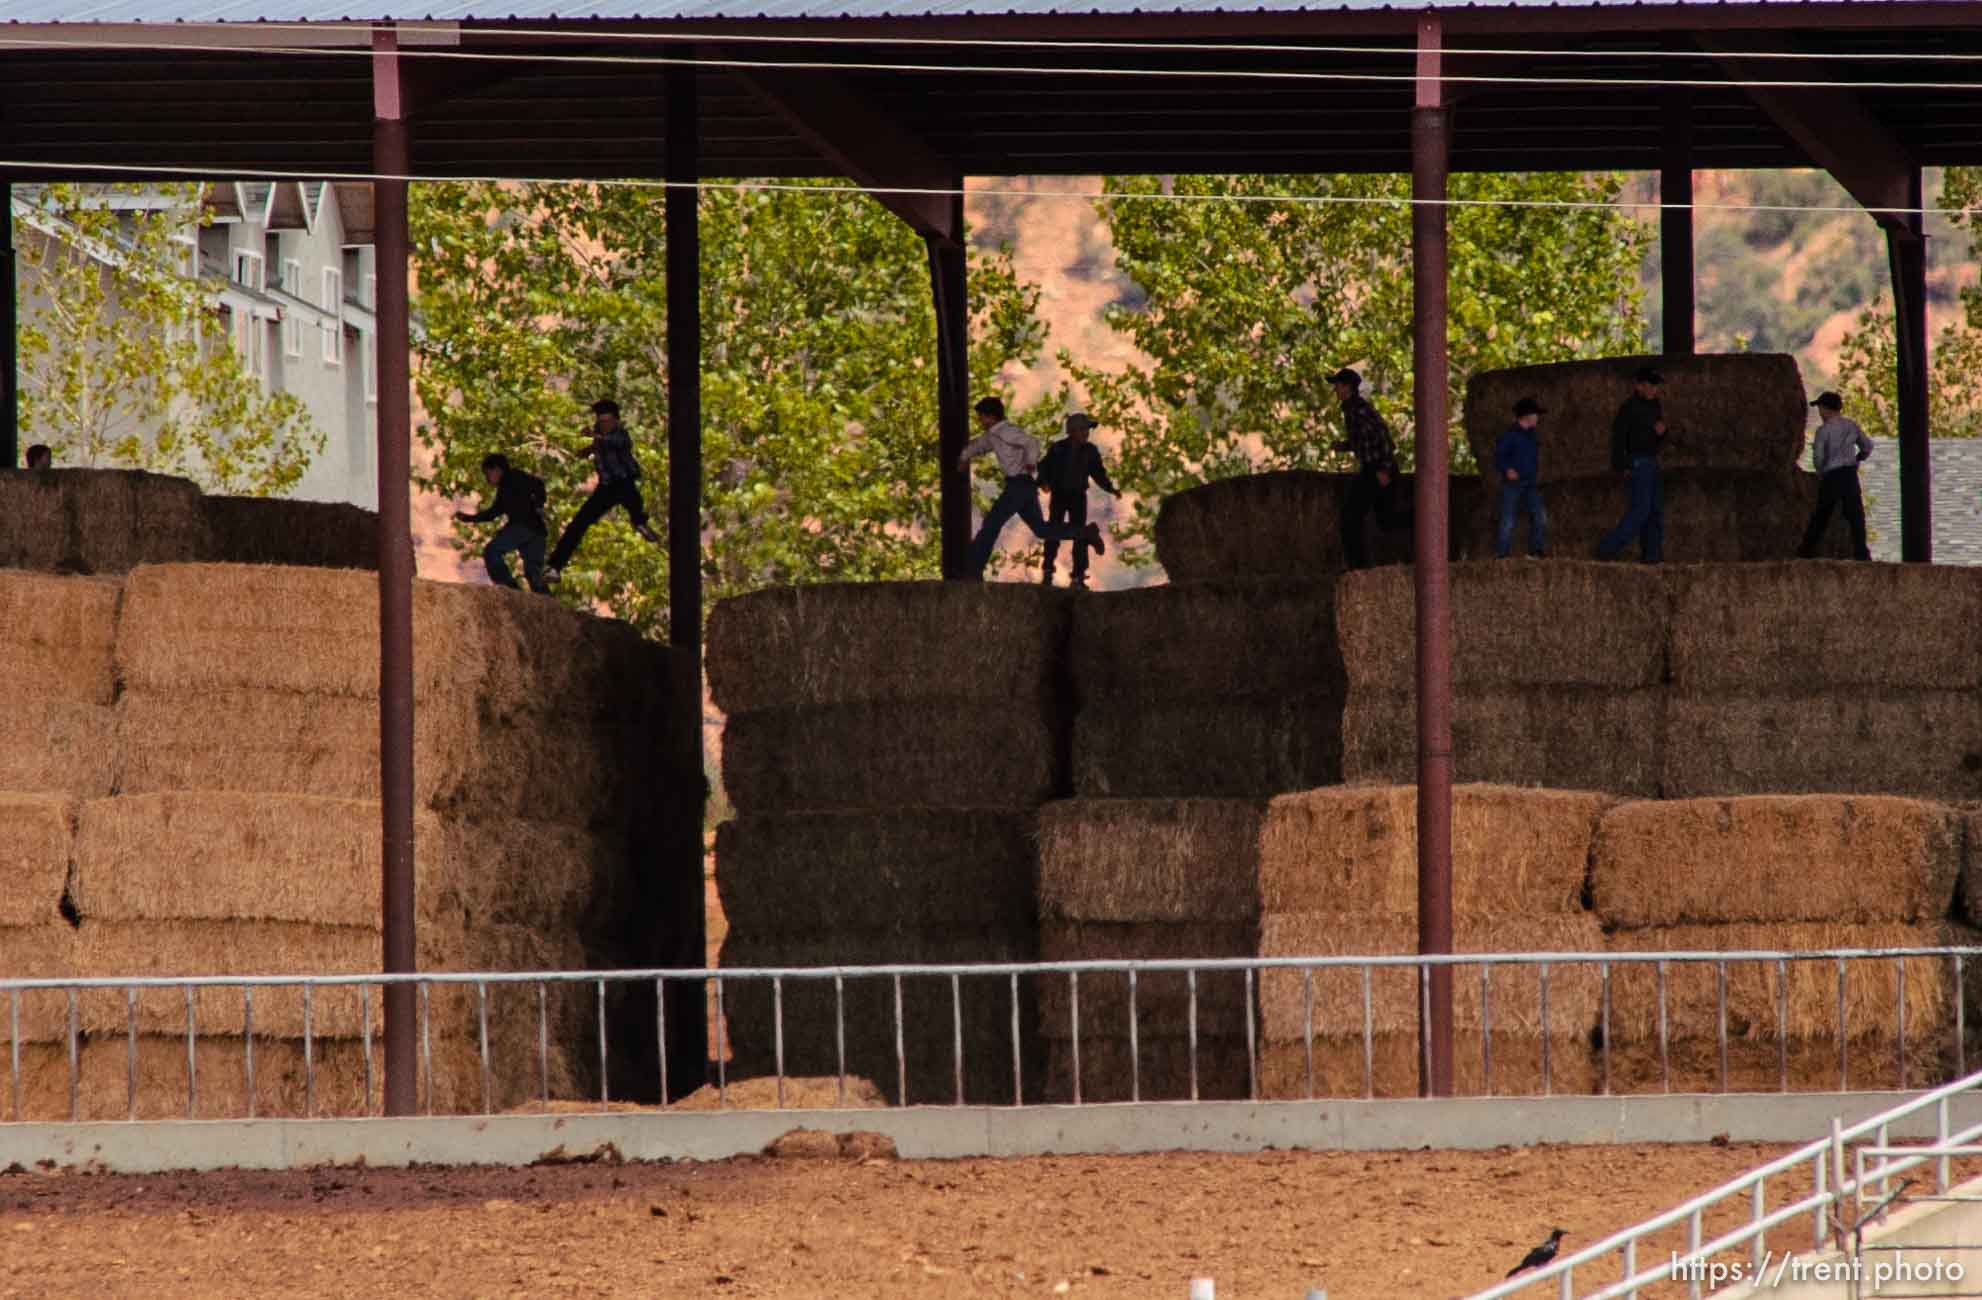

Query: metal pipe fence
[3,945,1978,1124]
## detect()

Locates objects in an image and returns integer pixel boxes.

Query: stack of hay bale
[1336,561,1667,795]
[1461,353,1849,562]
[0,469,210,574]
[1592,795,1970,1091]
[1037,784,1607,1101]
[1070,580,1344,798]
[0,563,694,1120]
[1664,563,1982,802]
[200,496,379,569]
[1155,470,1485,578]
[707,582,1064,1104]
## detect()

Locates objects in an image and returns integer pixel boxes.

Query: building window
[232,250,264,293]
[281,258,301,294]
[322,267,343,366]
[364,331,377,406]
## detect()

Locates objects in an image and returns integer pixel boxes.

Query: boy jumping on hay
[1328,368,1409,569]
[456,453,551,593]
[1036,411,1121,590]
[1797,391,1874,561]
[544,399,661,585]
[1595,367,1667,563]
[1492,397,1548,558]
[959,396,1104,581]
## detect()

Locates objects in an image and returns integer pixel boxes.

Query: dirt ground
[0,1140,1842,1299]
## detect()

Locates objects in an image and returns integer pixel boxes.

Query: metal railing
[1470,1065,1982,1299]
[2,944,1978,1124]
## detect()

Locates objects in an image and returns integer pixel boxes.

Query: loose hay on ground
[715,812,1037,935]
[1668,563,1982,692]
[0,572,119,703]
[201,496,378,570]
[1072,693,1344,798]
[1661,690,1982,802]
[0,794,74,927]
[1592,795,1962,927]
[1462,353,1807,481]
[721,702,1060,814]
[1336,561,1668,692]
[1343,686,1663,796]
[706,582,1070,715]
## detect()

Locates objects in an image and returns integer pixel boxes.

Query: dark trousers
[968,476,1089,579]
[549,477,648,571]
[1798,466,1872,560]
[484,522,548,592]
[1597,457,1664,563]
[1042,494,1089,581]
[1494,481,1548,558]
[1341,466,1409,570]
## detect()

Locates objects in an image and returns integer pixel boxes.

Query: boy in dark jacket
[1596,367,1668,563]
[456,452,551,593]
[1036,412,1120,589]
[1492,397,1548,558]
[544,399,661,585]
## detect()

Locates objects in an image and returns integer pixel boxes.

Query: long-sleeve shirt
[591,426,642,484]
[461,469,548,536]
[1334,396,1396,473]
[1810,415,1874,474]
[1610,394,1664,469]
[1492,424,1540,483]
[960,419,1041,478]
[1038,438,1116,501]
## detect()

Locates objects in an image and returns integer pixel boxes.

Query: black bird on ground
[1506,1228,1569,1278]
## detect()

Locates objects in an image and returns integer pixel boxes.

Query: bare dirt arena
[1,1141,1808,1298]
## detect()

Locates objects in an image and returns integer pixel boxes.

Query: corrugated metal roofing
[0,0,1887,23]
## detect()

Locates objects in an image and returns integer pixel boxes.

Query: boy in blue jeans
[1492,397,1548,558]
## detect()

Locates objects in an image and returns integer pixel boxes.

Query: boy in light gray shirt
[1797,391,1874,561]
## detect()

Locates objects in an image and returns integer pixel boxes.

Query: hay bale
[0,700,116,797]
[201,496,379,570]
[1669,563,1982,693]
[1593,796,1962,928]
[1070,580,1343,698]
[1037,921,1259,1039]
[1037,798,1269,923]
[1604,923,1962,1046]
[1256,912,1606,1045]
[1462,353,1807,482]
[1964,809,1982,923]
[1337,561,1668,692]
[0,469,209,575]
[1073,693,1344,798]
[1462,471,1850,564]
[714,812,1036,936]
[72,793,450,929]
[0,795,74,928]
[0,926,82,1042]
[9,1037,381,1122]
[706,582,1070,715]
[1344,685,1663,796]
[1044,1035,1254,1102]
[1153,472,1484,581]
[721,702,1060,815]
[1662,690,1982,802]
[1601,1035,1955,1095]
[0,571,120,704]
[719,927,1040,1105]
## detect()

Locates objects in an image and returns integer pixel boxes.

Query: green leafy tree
[1063,173,1650,564]
[411,181,1048,637]
[15,182,321,493]
[1834,167,1982,443]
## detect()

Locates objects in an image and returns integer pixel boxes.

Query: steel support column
[1412,19,1455,1100]
[663,49,710,1097]
[371,27,419,1118]
[2,178,17,469]
[1660,93,1695,356]
[1890,170,1930,564]
[927,187,970,580]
